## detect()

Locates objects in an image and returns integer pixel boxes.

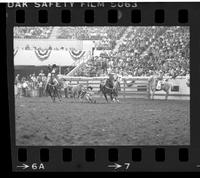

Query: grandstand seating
[56,27,126,50]
[14,27,53,39]
[73,26,189,77]
[14,26,190,77]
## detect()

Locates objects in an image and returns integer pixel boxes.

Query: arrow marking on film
[108,163,122,170]
[17,163,29,169]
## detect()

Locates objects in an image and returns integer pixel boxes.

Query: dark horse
[99,79,121,102]
[46,83,61,102]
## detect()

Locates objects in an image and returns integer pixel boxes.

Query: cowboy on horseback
[105,73,114,89]
[148,70,171,100]
[155,70,165,91]
[47,72,62,102]
[99,72,121,102]
[44,64,57,92]
[49,73,59,87]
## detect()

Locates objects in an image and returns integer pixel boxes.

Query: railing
[58,76,190,100]
[66,52,92,76]
[59,76,149,99]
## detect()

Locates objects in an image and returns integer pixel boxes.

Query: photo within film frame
[6,3,200,172]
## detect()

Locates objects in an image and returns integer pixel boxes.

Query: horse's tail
[46,84,52,97]
[117,81,121,91]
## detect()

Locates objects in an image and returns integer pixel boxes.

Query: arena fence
[58,76,190,100]
[15,76,189,100]
[60,76,149,99]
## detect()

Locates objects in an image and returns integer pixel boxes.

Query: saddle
[104,85,114,91]
[48,81,58,89]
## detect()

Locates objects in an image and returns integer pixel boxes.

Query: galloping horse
[46,83,61,102]
[45,76,62,102]
[99,79,121,102]
[148,76,171,100]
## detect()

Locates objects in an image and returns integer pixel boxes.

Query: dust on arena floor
[15,97,190,146]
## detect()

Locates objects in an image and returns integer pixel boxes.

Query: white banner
[14,39,95,51]
[14,49,74,66]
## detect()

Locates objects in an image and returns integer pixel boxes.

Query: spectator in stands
[15,26,189,79]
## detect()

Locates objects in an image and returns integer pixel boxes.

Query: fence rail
[58,76,190,100]
[59,76,149,99]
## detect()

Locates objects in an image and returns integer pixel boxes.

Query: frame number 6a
[32,163,45,170]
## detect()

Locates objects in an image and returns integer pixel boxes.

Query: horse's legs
[57,88,62,101]
[115,95,119,102]
[56,89,61,102]
[50,91,55,102]
[57,89,61,99]
[110,93,113,102]
[147,87,151,99]
[73,92,76,101]
[151,90,155,100]
[52,88,56,102]
[78,91,82,102]
[165,91,169,100]
[113,91,119,102]
[103,93,108,103]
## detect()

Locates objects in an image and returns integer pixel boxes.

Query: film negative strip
[5,2,200,172]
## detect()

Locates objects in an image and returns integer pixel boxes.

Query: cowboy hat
[52,64,57,68]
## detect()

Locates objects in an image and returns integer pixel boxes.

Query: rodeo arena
[14,26,190,146]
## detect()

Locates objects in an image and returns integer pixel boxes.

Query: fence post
[146,79,150,99]
[100,79,102,98]
[123,79,125,99]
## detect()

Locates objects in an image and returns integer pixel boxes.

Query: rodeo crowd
[74,26,189,78]
[14,69,95,99]
[14,26,126,50]
[14,26,190,96]
[14,71,48,97]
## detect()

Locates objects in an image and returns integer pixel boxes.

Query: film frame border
[5,2,200,172]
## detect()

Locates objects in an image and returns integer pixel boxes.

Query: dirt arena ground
[15,97,190,146]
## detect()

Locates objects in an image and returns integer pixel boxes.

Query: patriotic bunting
[34,48,52,61]
[69,49,85,61]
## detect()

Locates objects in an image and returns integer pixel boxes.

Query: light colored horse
[186,76,190,87]
[65,83,84,99]
[148,76,171,100]
[112,79,121,102]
